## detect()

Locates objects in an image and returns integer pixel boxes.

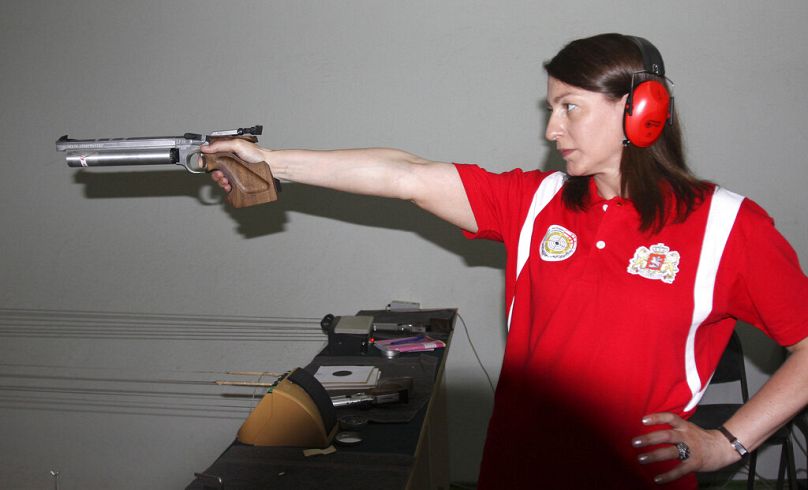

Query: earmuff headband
[626,36,666,77]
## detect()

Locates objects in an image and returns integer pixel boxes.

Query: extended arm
[201,139,478,233]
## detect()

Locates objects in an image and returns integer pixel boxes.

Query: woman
[204,33,808,488]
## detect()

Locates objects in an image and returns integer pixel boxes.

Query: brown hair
[544,33,708,233]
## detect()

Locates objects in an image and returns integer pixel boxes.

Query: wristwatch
[718,426,749,457]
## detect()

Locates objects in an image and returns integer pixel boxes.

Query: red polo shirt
[456,164,808,489]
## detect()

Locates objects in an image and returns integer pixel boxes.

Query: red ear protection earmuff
[623,36,673,148]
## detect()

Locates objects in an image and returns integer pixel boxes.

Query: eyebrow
[546,91,575,106]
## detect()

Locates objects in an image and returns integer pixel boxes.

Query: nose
[545,112,562,142]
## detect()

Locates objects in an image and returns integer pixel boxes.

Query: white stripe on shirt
[683,186,744,411]
[508,171,566,330]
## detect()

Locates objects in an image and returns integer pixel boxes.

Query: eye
[565,103,578,112]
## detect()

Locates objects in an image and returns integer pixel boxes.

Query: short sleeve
[453,163,548,243]
[720,199,808,346]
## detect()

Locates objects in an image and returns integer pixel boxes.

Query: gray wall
[1,1,807,488]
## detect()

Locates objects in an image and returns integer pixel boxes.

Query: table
[185,308,455,490]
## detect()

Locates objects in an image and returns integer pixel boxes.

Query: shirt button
[596,240,606,249]
[602,204,609,212]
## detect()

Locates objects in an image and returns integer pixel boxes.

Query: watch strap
[718,426,749,457]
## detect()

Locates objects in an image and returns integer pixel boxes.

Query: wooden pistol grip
[204,152,279,208]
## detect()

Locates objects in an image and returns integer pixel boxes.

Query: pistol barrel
[64,149,178,168]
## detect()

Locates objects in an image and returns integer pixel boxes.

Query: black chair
[783,407,807,488]
[773,425,798,490]
[689,330,798,489]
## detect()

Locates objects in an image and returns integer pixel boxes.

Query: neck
[593,173,623,200]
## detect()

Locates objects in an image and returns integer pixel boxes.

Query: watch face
[718,426,748,457]
[732,441,748,456]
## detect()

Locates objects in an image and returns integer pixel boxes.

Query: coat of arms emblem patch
[627,243,680,284]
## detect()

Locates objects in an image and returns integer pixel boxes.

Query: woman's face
[545,77,627,182]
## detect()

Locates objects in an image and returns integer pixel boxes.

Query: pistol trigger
[183,149,206,174]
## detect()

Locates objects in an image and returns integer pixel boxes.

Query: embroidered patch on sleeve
[540,225,577,262]
[627,243,680,284]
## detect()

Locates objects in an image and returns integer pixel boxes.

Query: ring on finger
[675,442,691,461]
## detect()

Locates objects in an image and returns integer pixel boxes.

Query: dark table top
[186,309,455,490]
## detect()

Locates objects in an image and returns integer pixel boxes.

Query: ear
[616,93,629,115]
[617,94,630,146]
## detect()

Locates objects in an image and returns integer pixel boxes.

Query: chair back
[708,330,750,402]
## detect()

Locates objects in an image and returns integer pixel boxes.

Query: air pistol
[56,125,278,207]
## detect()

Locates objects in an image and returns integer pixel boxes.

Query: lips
[558,149,575,158]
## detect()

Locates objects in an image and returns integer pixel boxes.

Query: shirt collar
[586,176,632,209]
